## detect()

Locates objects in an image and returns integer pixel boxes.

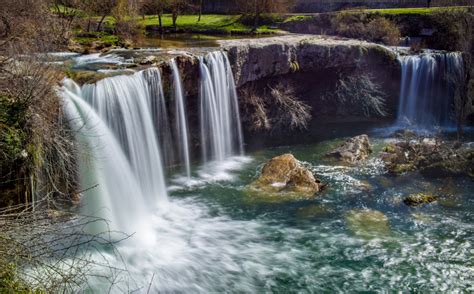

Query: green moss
[403,193,437,206]
[73,33,120,46]
[283,15,313,23]
[66,71,108,85]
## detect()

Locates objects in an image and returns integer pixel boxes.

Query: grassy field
[350,6,470,15]
[92,14,280,34]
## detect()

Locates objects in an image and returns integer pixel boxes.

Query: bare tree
[235,0,295,29]
[140,0,171,33]
[169,0,195,31]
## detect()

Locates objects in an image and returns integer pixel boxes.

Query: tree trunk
[172,10,178,31]
[87,18,91,32]
[158,12,163,33]
[96,15,107,32]
[198,0,203,22]
[253,0,260,31]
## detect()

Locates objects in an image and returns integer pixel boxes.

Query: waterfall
[397,52,464,128]
[60,70,169,233]
[144,69,175,168]
[59,50,247,231]
[171,59,191,178]
[199,51,244,163]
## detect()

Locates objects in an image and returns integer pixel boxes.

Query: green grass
[73,32,120,46]
[358,6,469,15]
[139,14,280,34]
[283,15,313,23]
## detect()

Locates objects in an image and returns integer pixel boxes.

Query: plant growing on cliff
[270,83,311,130]
[239,82,311,131]
[327,72,388,118]
[451,58,473,139]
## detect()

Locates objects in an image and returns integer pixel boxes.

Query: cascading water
[397,52,464,128]
[60,69,169,233]
[144,68,175,168]
[171,59,192,178]
[199,51,244,163]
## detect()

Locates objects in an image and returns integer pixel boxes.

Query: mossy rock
[326,135,372,164]
[345,209,390,238]
[67,71,108,85]
[247,154,324,201]
[403,193,437,206]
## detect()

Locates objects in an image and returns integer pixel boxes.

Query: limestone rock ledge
[219,35,398,87]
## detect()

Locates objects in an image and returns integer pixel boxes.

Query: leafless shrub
[332,12,401,46]
[450,58,473,138]
[270,83,311,130]
[327,72,388,118]
[366,17,401,46]
[0,201,131,292]
[240,84,270,130]
[239,81,311,131]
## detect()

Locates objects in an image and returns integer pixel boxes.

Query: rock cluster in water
[326,134,372,164]
[380,137,474,178]
[249,153,324,198]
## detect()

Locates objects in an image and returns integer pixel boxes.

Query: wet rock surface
[327,135,372,164]
[248,153,324,198]
[403,193,437,206]
[380,137,474,178]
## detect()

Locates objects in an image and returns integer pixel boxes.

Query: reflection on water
[136,33,271,48]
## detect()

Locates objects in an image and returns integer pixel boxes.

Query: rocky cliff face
[220,35,398,88]
[215,35,400,147]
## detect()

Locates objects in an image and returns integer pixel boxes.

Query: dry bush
[326,72,388,118]
[240,81,311,131]
[0,0,79,206]
[451,58,473,138]
[270,83,311,130]
[0,201,130,292]
[331,11,368,39]
[332,12,401,45]
[366,17,401,46]
[240,84,271,131]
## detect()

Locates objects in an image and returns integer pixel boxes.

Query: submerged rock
[403,193,437,206]
[327,135,372,164]
[345,209,390,238]
[380,138,474,178]
[248,154,324,198]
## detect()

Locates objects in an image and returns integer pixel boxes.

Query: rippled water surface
[86,136,474,292]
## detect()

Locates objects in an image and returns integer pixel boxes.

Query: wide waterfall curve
[397,52,464,128]
[60,51,247,230]
[60,70,169,233]
[199,51,244,163]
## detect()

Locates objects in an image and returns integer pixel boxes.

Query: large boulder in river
[249,154,324,198]
[327,135,372,164]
